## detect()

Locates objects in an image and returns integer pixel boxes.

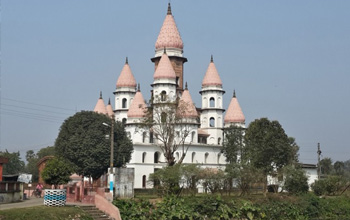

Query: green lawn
[0,206,93,220]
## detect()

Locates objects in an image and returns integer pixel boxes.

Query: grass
[0,206,93,220]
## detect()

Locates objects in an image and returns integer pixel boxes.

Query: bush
[312,176,346,196]
[283,167,309,194]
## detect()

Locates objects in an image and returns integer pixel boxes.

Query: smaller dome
[224,91,245,123]
[106,98,114,118]
[177,84,198,118]
[94,92,107,115]
[116,58,137,88]
[154,52,176,80]
[202,56,222,87]
[127,89,147,118]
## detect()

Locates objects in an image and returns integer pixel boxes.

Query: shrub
[283,167,309,194]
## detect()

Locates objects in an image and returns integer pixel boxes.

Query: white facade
[111,4,245,189]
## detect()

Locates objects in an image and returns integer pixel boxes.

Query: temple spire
[167,2,172,15]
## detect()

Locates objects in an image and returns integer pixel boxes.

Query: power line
[1,103,73,116]
[2,97,76,112]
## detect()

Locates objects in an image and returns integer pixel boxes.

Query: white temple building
[93,3,245,189]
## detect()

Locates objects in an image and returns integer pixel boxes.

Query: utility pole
[109,114,115,198]
[317,143,322,180]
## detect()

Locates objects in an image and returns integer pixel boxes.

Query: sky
[1,1,349,164]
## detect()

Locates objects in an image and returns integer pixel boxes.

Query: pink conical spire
[94,91,107,115]
[153,52,176,79]
[116,57,137,88]
[202,55,223,87]
[106,98,114,118]
[224,91,245,123]
[155,3,184,50]
[127,85,147,118]
[178,83,198,118]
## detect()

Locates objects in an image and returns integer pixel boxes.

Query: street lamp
[103,114,115,198]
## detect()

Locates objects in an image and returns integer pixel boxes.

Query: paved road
[0,197,44,211]
[0,197,92,211]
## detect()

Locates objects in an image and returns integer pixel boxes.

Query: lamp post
[103,114,115,198]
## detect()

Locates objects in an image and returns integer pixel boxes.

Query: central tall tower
[151,3,187,92]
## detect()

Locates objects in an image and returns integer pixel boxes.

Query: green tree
[55,111,133,180]
[222,125,245,164]
[283,166,309,194]
[0,150,25,175]
[244,118,298,194]
[334,161,345,176]
[320,157,333,176]
[149,164,182,195]
[181,164,202,195]
[24,146,56,182]
[41,157,73,188]
[37,146,56,159]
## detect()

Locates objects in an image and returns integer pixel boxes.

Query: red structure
[0,157,9,181]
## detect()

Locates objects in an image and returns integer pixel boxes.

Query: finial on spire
[167,2,172,15]
[210,55,213,63]
[185,82,188,90]
[99,91,103,99]
[108,98,111,105]
[125,57,128,64]
[233,90,236,98]
[137,83,140,91]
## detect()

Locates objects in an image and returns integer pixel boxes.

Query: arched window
[218,137,221,145]
[149,132,154,143]
[142,132,147,143]
[217,153,221,164]
[122,118,127,125]
[205,152,209,164]
[122,98,127,108]
[142,152,146,163]
[210,117,215,127]
[154,152,160,163]
[161,91,167,101]
[192,152,196,163]
[142,175,146,188]
[210,97,215,107]
[191,131,195,143]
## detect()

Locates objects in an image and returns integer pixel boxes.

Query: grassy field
[0,206,93,220]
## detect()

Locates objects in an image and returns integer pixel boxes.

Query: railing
[0,182,21,193]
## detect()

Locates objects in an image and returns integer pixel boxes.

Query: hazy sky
[1,1,349,164]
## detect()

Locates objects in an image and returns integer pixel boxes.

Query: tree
[244,118,298,194]
[24,146,56,182]
[320,157,333,176]
[55,111,133,180]
[0,150,25,175]
[334,161,345,176]
[142,97,197,166]
[222,125,245,164]
[41,157,73,188]
[149,164,182,195]
[283,166,309,195]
